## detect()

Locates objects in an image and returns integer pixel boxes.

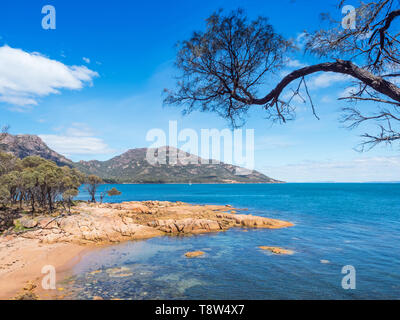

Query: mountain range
[0,133,282,184]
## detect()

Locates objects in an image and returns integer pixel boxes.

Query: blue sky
[0,0,399,182]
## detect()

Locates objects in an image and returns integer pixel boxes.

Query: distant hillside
[0,134,282,184]
[0,134,72,167]
[74,146,281,184]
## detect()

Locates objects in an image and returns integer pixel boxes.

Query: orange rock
[185,251,205,258]
[2,201,293,246]
[259,246,294,255]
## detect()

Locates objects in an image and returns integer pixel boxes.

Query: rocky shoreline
[0,201,293,299]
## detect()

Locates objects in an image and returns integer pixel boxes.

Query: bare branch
[166,2,400,148]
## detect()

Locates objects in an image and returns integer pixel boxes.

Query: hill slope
[1,134,282,183]
[0,134,72,167]
[74,146,281,184]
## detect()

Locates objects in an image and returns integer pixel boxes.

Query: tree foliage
[0,125,9,143]
[107,187,122,197]
[0,151,99,213]
[85,174,104,203]
[164,8,293,126]
[165,1,400,149]
[99,187,122,204]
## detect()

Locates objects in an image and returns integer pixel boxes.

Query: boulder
[19,217,38,229]
[185,251,205,258]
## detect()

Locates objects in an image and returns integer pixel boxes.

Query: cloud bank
[0,45,98,107]
[262,156,400,182]
[39,123,112,157]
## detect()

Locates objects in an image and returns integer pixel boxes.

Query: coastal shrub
[99,187,122,204]
[107,187,122,197]
[0,151,101,214]
[85,175,104,203]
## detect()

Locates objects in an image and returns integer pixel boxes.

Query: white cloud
[255,136,296,151]
[0,45,98,107]
[281,90,306,104]
[279,59,308,79]
[309,73,350,89]
[82,57,91,64]
[65,122,94,137]
[39,123,112,156]
[320,95,334,103]
[286,59,307,68]
[295,32,307,49]
[339,86,360,98]
[262,156,400,182]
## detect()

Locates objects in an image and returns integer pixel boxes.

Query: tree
[99,187,122,204]
[165,2,400,150]
[62,189,79,214]
[164,8,293,127]
[0,154,87,214]
[0,186,10,209]
[85,175,103,203]
[99,190,107,204]
[0,152,20,176]
[0,125,9,145]
[21,168,39,213]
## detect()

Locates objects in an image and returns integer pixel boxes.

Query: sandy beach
[0,236,90,299]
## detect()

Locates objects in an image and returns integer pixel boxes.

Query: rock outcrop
[13,281,38,300]
[14,201,293,245]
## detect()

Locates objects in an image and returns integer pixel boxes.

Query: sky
[0,0,399,182]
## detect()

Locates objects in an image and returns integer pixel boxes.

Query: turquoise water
[70,183,400,299]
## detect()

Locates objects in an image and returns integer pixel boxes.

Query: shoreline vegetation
[0,200,293,300]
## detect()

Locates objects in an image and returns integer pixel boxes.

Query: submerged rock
[106,266,133,278]
[89,270,102,275]
[259,246,294,255]
[185,251,205,258]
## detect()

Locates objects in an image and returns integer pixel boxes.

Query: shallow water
[68,183,400,299]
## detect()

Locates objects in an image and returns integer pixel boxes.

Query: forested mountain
[74,146,281,183]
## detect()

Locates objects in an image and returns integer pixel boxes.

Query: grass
[13,219,29,232]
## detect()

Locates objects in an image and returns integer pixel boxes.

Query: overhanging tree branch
[166,1,400,148]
